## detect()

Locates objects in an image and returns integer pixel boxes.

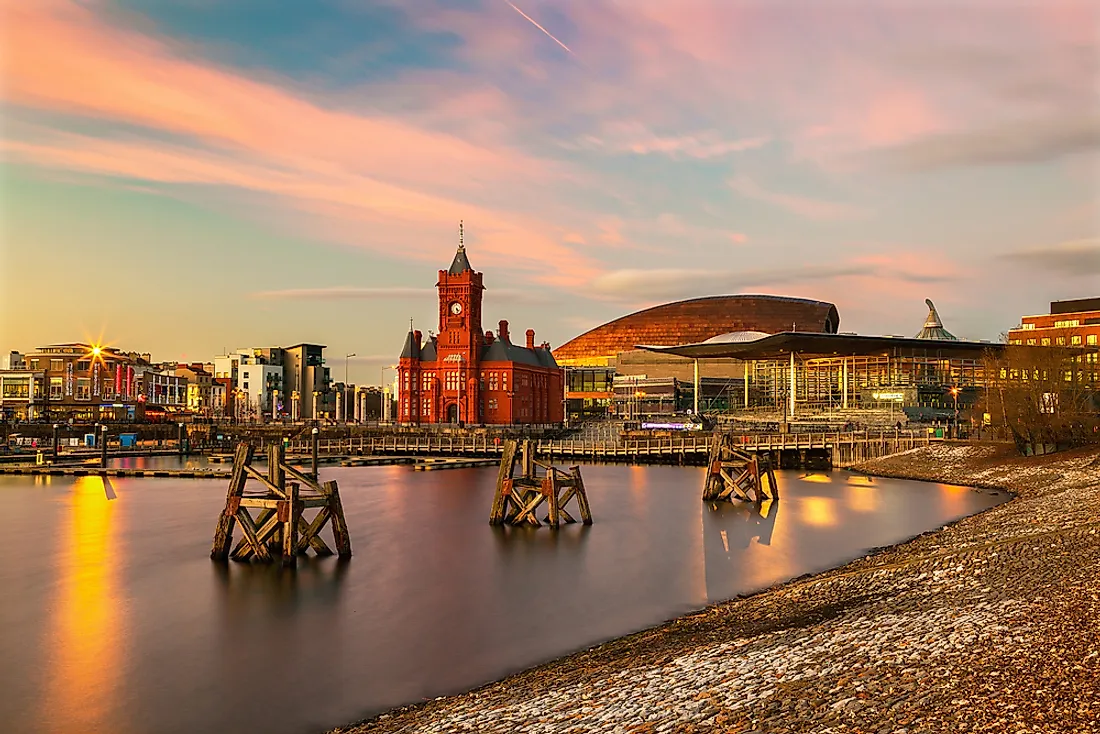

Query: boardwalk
[287,430,935,468]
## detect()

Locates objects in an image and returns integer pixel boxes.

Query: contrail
[503,0,574,56]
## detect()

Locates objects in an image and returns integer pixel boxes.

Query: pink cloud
[728,232,748,245]
[727,175,867,221]
[0,1,610,284]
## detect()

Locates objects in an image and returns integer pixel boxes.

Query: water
[0,463,1005,734]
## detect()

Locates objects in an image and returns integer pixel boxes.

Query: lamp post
[950,386,960,439]
[100,423,108,468]
[178,421,186,457]
[311,426,319,478]
[52,423,60,460]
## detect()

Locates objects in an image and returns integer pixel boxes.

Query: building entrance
[447,404,459,424]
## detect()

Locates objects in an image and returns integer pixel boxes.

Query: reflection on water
[0,467,1006,734]
[42,477,124,734]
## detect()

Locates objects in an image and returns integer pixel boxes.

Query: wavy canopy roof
[553,295,839,364]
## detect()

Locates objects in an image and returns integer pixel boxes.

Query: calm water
[0,463,1005,734]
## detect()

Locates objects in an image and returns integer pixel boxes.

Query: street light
[950,386,960,438]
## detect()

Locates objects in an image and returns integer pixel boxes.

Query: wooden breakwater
[280,430,936,469]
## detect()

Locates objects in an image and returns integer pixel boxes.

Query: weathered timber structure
[281,430,934,468]
[489,440,592,527]
[703,433,779,504]
[210,442,351,566]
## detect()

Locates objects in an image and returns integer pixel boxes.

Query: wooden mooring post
[210,442,352,566]
[489,440,592,527]
[703,433,779,505]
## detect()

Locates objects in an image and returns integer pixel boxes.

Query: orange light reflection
[799,496,839,527]
[43,477,123,732]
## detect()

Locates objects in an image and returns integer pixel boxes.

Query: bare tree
[982,333,1100,454]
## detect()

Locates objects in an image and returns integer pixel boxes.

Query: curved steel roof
[553,295,840,364]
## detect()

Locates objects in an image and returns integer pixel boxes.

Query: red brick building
[397,244,563,425]
[1007,297,1100,349]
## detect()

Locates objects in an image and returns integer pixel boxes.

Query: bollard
[311,427,319,478]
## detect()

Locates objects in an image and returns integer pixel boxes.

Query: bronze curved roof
[553,295,840,365]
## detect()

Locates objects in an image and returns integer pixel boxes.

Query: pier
[282,430,935,468]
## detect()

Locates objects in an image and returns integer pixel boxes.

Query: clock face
[450,302,463,315]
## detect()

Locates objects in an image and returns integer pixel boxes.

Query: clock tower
[437,228,484,364]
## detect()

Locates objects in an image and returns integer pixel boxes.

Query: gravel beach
[332,443,1100,734]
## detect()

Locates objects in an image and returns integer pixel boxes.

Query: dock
[0,465,231,479]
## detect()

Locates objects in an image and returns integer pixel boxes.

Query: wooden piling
[489,440,593,527]
[211,440,351,565]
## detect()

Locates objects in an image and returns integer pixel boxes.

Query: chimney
[526,329,535,349]
[498,320,509,342]
[541,341,551,351]
[413,329,422,346]
[485,330,495,345]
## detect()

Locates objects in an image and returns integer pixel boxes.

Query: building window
[1056,337,1065,346]
[2,379,30,399]
[50,359,64,372]
[1071,335,1082,345]
[76,378,92,400]
[1088,335,1098,346]
[1041,338,1051,346]
[1026,339,1036,346]
[1054,320,1080,328]
[30,359,39,370]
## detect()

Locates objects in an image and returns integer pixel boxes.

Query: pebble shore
[332,444,1100,734]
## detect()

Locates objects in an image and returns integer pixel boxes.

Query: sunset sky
[2,0,1098,384]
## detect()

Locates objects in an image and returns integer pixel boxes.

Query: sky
[1,0,1098,385]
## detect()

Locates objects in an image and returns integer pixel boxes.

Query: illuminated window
[1041,338,1051,346]
[1056,337,1065,346]
[1071,335,1082,345]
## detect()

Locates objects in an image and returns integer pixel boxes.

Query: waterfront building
[640,301,992,423]
[0,369,46,420]
[175,363,215,417]
[2,351,26,370]
[239,363,284,420]
[18,343,186,421]
[397,242,563,425]
[214,345,331,421]
[554,295,840,421]
[1007,297,1100,349]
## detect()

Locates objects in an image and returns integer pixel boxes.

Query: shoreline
[331,443,1100,733]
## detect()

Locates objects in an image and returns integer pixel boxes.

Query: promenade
[333,443,1100,733]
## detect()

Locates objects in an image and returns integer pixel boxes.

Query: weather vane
[459,220,464,248]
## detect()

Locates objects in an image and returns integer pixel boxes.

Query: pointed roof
[448,244,472,275]
[399,330,421,359]
[914,299,958,340]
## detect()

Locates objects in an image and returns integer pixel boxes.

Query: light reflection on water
[0,465,1005,734]
[42,477,124,734]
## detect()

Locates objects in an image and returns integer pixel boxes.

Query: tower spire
[447,222,473,275]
